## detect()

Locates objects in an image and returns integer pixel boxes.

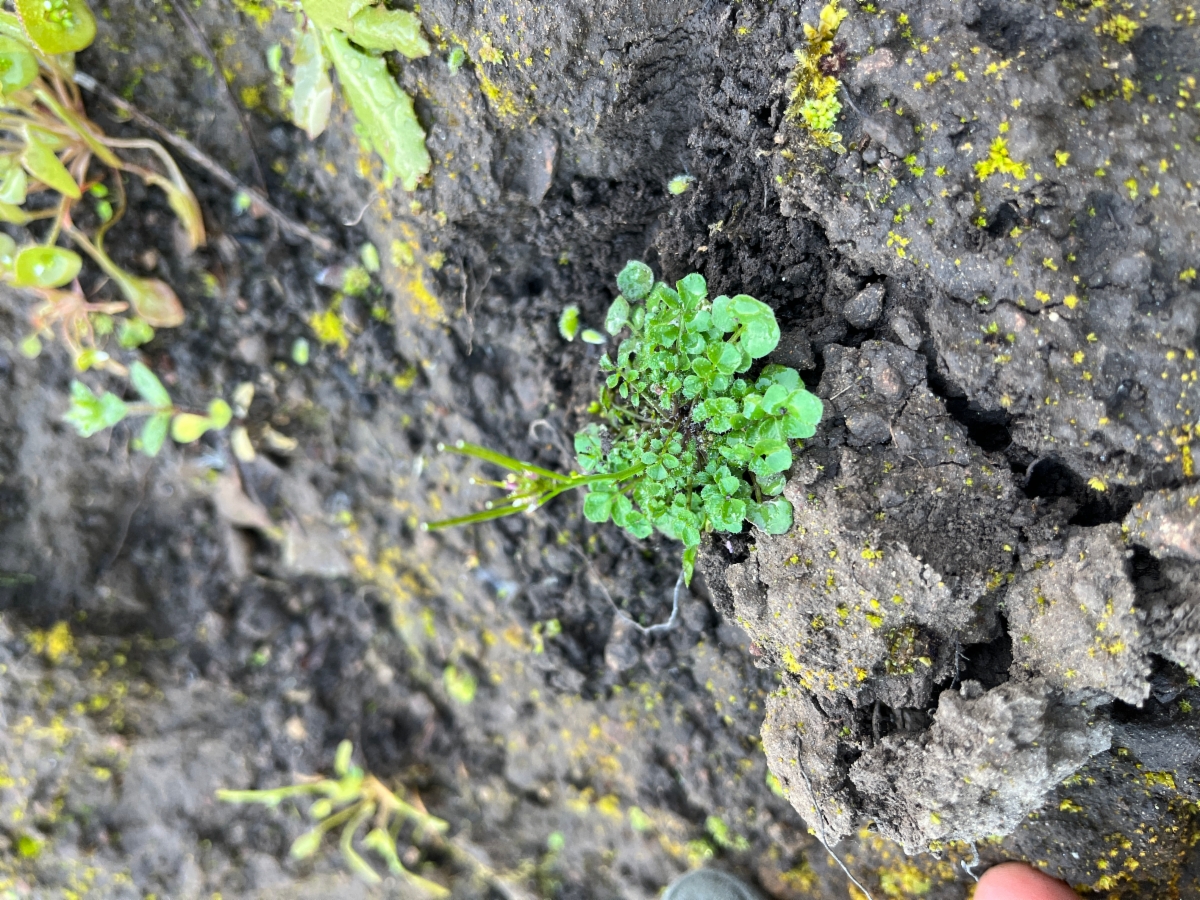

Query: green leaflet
[12,244,81,288]
[0,199,30,224]
[616,260,654,300]
[140,412,171,457]
[323,29,430,191]
[0,164,28,204]
[110,270,184,327]
[21,125,80,198]
[339,5,429,57]
[301,0,430,58]
[64,381,128,438]
[117,318,155,349]
[558,304,580,341]
[291,19,332,139]
[129,361,171,408]
[0,35,37,95]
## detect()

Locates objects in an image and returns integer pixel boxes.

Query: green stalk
[33,86,121,166]
[216,783,325,805]
[422,463,646,530]
[339,802,382,884]
[422,504,537,530]
[439,440,569,481]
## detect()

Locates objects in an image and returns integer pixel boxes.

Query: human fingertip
[975,862,1079,900]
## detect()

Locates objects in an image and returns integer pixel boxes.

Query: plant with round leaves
[424,261,823,583]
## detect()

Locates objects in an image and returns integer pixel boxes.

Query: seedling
[271,0,432,190]
[63,362,233,456]
[425,261,823,582]
[218,740,450,894]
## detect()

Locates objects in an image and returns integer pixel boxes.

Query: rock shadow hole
[955,628,1014,690]
[925,362,1014,452]
[1023,457,1136,525]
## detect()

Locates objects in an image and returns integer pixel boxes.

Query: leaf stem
[438,440,569,482]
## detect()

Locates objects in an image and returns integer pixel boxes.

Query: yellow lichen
[975,137,1027,181]
[1101,14,1138,44]
[309,305,350,351]
[29,622,75,666]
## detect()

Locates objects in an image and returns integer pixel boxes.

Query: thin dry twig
[174,1,267,191]
[73,71,334,254]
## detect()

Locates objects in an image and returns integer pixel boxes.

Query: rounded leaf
[121,276,184,328]
[762,365,801,390]
[760,384,790,415]
[786,389,825,432]
[0,165,28,205]
[741,318,781,358]
[15,0,96,54]
[334,739,354,776]
[583,490,613,523]
[616,260,654,300]
[610,493,634,527]
[207,399,233,430]
[677,272,706,307]
[117,318,155,349]
[750,498,793,534]
[170,412,212,444]
[13,245,81,288]
[757,471,787,496]
[711,497,746,532]
[711,295,734,332]
[709,341,742,376]
[289,829,323,860]
[345,5,431,57]
[605,295,630,335]
[309,798,333,820]
[64,380,128,437]
[728,294,772,319]
[0,200,30,225]
[0,37,38,95]
[558,304,580,341]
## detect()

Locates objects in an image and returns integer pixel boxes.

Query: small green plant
[268,0,431,190]
[425,261,823,582]
[0,2,234,455]
[785,0,849,148]
[218,740,451,894]
[0,1,202,342]
[64,362,233,456]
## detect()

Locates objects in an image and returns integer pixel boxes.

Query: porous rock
[1007,525,1152,706]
